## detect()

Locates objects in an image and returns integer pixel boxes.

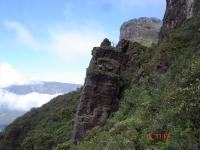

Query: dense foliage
[72,16,200,150]
[0,16,200,150]
[0,90,81,150]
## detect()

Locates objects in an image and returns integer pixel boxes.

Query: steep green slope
[72,16,200,150]
[0,89,81,150]
[0,16,200,150]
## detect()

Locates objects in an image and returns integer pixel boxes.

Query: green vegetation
[133,37,157,47]
[0,90,81,150]
[72,16,200,150]
[0,16,200,150]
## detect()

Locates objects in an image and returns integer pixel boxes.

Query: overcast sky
[0,0,166,85]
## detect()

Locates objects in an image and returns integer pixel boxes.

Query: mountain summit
[120,17,162,47]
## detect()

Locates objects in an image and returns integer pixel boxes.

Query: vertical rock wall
[160,0,200,39]
[72,39,128,144]
[72,38,149,144]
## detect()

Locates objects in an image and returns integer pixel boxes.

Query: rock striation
[120,17,162,47]
[72,38,148,144]
[160,0,200,39]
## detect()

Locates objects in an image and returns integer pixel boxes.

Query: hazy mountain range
[0,109,25,132]
[0,81,81,131]
[4,81,81,95]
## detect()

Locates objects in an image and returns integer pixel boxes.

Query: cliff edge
[160,0,200,39]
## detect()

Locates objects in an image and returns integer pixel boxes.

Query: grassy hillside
[0,89,81,150]
[0,16,200,150]
[72,16,200,150]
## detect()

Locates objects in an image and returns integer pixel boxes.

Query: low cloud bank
[0,89,59,111]
[0,63,29,88]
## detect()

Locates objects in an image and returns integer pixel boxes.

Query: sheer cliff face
[72,39,125,144]
[160,0,200,39]
[72,39,148,144]
[120,17,162,47]
[72,0,200,144]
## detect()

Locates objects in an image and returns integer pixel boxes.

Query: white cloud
[0,63,70,111]
[0,63,29,88]
[46,28,106,62]
[0,89,59,111]
[3,20,39,49]
[3,20,107,63]
[2,20,110,83]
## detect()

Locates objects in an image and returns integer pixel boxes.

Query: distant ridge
[4,81,81,95]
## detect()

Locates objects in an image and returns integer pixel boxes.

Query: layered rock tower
[160,0,200,39]
[72,39,148,144]
[120,17,162,47]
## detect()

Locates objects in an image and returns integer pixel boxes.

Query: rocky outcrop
[73,3,200,141]
[160,0,200,39]
[120,17,162,47]
[72,39,125,144]
[72,38,148,144]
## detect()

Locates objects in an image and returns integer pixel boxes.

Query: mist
[0,89,60,111]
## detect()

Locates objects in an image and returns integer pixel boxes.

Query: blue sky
[0,0,166,85]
